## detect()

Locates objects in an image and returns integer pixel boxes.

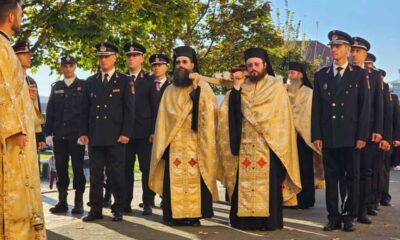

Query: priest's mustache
[173,67,192,87]
[249,69,267,83]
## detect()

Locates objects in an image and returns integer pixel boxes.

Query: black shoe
[368,208,378,216]
[163,220,177,226]
[71,191,84,214]
[49,203,68,214]
[71,206,84,214]
[142,205,153,215]
[123,206,133,213]
[112,212,123,221]
[139,201,155,208]
[82,211,103,222]
[343,221,355,232]
[323,221,341,231]
[357,215,372,224]
[380,201,391,206]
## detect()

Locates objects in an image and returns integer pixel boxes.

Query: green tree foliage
[18,0,322,91]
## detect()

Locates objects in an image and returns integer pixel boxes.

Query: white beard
[287,78,302,96]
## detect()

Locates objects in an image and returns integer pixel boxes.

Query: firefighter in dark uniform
[123,42,158,215]
[379,70,398,207]
[350,37,384,224]
[45,56,86,214]
[311,30,370,232]
[12,42,46,153]
[149,53,172,208]
[80,43,135,222]
[149,53,172,110]
[372,81,393,213]
[365,53,376,69]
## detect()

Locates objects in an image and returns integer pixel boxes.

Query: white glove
[46,136,53,146]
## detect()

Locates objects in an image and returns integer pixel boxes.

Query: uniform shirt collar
[333,61,348,76]
[155,77,167,87]
[101,68,115,80]
[129,68,142,79]
[64,75,76,86]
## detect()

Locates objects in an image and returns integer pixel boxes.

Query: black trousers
[229,150,286,231]
[125,138,155,208]
[53,139,86,192]
[359,142,380,213]
[381,149,393,203]
[88,144,126,213]
[323,147,360,222]
[162,146,213,223]
[296,135,315,208]
[371,150,385,207]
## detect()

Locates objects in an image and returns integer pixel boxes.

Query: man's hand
[79,136,89,145]
[45,136,53,147]
[28,85,38,101]
[148,134,154,143]
[371,133,382,143]
[8,133,27,148]
[379,140,391,151]
[189,73,201,89]
[38,141,46,150]
[313,140,323,151]
[393,140,400,147]
[355,140,366,149]
[117,135,130,144]
[233,71,245,90]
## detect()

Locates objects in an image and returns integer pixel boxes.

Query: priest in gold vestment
[149,46,218,226]
[0,1,46,239]
[286,62,324,209]
[218,48,301,230]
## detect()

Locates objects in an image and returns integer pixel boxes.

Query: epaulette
[316,64,330,73]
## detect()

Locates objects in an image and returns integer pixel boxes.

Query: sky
[31,0,400,97]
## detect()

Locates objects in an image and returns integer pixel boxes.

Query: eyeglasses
[175,60,190,65]
[246,62,264,68]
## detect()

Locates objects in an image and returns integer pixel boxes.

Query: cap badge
[100,44,107,52]
[332,34,338,41]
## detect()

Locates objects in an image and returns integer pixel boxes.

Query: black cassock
[161,88,214,224]
[296,135,315,209]
[228,88,286,231]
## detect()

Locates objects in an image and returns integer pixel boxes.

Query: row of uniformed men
[11,40,172,221]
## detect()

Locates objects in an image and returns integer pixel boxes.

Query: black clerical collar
[0,30,11,41]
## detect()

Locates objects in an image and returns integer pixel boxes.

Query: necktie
[335,67,343,87]
[103,73,109,88]
[155,81,161,91]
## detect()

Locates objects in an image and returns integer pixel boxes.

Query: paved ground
[43,171,400,240]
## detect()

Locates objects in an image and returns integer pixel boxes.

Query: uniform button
[341,115,344,119]
[341,103,344,106]
[104,105,107,108]
[96,116,99,119]
[109,94,113,97]
[328,92,331,95]
[332,115,336,119]
[346,91,349,94]
[97,105,100,108]
[332,103,336,107]
[104,116,107,119]
[63,122,66,126]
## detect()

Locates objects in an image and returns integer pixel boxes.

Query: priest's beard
[287,78,303,95]
[173,67,192,87]
[248,69,267,83]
